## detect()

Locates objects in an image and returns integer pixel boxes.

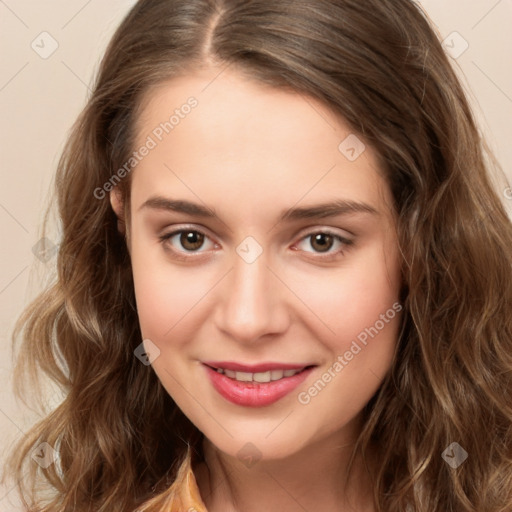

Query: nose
[213,249,290,344]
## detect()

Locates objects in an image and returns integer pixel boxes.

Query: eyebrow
[139,196,216,217]
[280,199,378,221]
[139,196,378,221]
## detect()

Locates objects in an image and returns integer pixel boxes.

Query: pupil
[181,231,204,250]
[311,233,333,252]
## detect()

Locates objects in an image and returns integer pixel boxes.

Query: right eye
[159,226,218,260]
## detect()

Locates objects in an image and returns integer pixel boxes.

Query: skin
[111,66,403,512]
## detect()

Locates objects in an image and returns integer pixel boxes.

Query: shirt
[166,448,208,512]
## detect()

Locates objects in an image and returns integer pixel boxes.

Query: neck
[194,417,376,512]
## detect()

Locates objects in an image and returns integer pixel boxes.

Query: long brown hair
[3,1,512,510]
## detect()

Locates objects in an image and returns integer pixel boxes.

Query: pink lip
[203,363,316,407]
[202,361,310,372]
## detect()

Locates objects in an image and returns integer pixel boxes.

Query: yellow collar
[166,448,208,512]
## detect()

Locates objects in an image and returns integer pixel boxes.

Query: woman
[4,0,512,511]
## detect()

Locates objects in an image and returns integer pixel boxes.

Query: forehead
[130,68,391,219]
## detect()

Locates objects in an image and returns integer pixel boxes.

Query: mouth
[202,361,318,407]
[204,363,316,383]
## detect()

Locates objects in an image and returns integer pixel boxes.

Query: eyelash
[158,226,354,262]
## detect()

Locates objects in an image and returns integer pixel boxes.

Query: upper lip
[203,361,315,373]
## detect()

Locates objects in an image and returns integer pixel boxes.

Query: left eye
[160,229,216,253]
[294,231,351,255]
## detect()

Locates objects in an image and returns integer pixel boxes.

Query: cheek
[295,242,402,429]
[132,266,212,343]
[296,288,402,439]
[296,241,402,349]
[129,233,211,342]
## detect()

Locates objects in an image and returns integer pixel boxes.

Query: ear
[110,187,126,235]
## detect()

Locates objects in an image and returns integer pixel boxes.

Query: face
[111,67,403,461]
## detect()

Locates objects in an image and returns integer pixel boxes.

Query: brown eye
[159,228,216,256]
[309,233,334,253]
[294,230,353,260]
[179,231,205,251]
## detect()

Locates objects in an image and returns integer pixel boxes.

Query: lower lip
[203,364,315,407]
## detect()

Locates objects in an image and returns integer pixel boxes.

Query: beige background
[1,0,511,509]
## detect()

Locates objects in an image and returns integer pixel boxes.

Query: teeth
[215,367,304,382]
[271,369,284,380]
[253,371,271,383]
